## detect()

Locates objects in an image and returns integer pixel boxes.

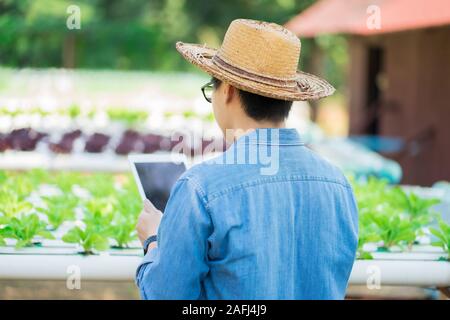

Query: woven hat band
[212,55,297,88]
[217,19,301,81]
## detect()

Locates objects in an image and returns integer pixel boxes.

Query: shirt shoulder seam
[177,177,213,214]
[205,175,351,204]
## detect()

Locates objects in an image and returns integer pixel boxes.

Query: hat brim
[176,42,335,101]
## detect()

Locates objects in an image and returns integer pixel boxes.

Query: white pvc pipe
[1,254,449,287]
[349,260,450,287]
[0,254,142,281]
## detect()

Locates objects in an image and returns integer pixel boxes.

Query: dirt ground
[0,280,140,300]
[1,281,446,300]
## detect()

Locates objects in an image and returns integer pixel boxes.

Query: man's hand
[136,199,163,245]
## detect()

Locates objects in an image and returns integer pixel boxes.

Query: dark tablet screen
[134,162,186,211]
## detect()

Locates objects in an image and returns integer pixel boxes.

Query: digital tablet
[128,154,188,211]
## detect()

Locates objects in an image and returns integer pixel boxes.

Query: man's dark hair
[212,77,292,123]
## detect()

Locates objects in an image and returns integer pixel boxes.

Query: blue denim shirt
[136,128,358,300]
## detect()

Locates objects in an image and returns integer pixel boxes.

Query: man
[135,19,358,300]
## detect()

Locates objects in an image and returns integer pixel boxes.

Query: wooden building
[286,0,450,186]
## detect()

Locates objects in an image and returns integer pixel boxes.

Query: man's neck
[226,119,286,142]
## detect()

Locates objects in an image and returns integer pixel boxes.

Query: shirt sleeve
[135,177,212,300]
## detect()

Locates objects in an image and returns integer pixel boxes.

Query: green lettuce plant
[26,169,51,188]
[430,220,450,261]
[37,194,79,230]
[62,226,110,254]
[62,198,114,254]
[368,207,416,251]
[402,192,440,219]
[357,212,380,259]
[83,198,115,228]
[0,189,32,218]
[80,173,117,198]
[182,110,196,119]
[352,176,389,214]
[388,187,440,247]
[388,187,439,221]
[0,170,36,221]
[108,192,141,248]
[351,177,443,252]
[3,172,34,199]
[67,104,81,119]
[202,112,215,122]
[108,216,137,248]
[1,214,54,248]
[106,108,148,126]
[52,172,85,193]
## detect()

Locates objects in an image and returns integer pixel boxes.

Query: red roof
[285,0,450,37]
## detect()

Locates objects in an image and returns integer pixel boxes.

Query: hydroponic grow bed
[1,171,449,297]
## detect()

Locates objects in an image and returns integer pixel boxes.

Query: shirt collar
[234,128,305,146]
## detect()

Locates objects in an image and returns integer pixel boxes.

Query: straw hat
[176,19,335,101]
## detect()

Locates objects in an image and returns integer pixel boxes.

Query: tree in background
[0,0,346,90]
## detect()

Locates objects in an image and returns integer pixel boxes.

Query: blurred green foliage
[0,0,348,90]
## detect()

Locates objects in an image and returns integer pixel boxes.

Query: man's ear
[225,84,237,105]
